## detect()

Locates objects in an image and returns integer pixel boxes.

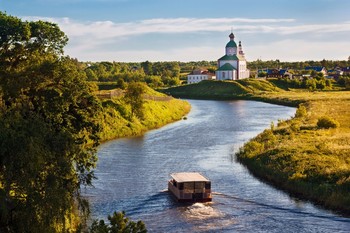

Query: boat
[168,172,212,202]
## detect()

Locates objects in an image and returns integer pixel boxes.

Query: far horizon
[1,0,350,62]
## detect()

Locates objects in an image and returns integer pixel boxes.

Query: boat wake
[184,202,223,220]
[183,202,235,231]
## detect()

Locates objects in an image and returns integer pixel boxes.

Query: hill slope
[98,85,190,141]
[163,79,283,99]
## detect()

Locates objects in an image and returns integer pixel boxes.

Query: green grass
[163,80,250,99]
[98,86,190,142]
[237,92,350,214]
[163,79,285,100]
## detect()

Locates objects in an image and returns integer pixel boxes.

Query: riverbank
[164,79,350,215]
[97,86,191,142]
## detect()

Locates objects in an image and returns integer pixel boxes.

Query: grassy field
[237,92,350,214]
[164,79,350,214]
[97,85,190,142]
[163,79,282,99]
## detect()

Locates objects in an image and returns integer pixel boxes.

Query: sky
[1,0,350,62]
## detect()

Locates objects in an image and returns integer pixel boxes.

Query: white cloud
[246,40,350,62]
[71,46,222,62]
[24,16,297,38]
[22,16,350,61]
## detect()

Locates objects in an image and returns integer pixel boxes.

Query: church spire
[229,32,235,41]
[239,41,245,56]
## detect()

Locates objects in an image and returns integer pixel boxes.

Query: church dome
[226,40,237,48]
[225,32,237,48]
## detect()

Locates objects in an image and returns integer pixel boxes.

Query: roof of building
[305,66,325,72]
[218,54,240,61]
[188,69,215,76]
[226,40,237,48]
[170,172,210,183]
[217,63,236,71]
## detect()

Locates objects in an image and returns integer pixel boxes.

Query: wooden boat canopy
[170,172,210,183]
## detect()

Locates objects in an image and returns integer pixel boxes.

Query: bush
[295,105,307,118]
[317,116,340,129]
[89,211,147,233]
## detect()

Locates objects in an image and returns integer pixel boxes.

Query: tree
[0,12,102,232]
[89,211,147,233]
[325,79,333,88]
[258,71,267,78]
[86,68,99,81]
[124,82,145,119]
[117,78,127,89]
[140,60,153,75]
[0,12,68,71]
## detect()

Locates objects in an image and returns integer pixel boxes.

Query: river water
[83,100,350,232]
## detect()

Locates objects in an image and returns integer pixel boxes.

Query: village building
[215,33,250,80]
[342,67,350,75]
[187,68,216,84]
[258,68,293,79]
[305,66,328,76]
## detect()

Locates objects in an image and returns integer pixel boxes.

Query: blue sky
[1,0,350,62]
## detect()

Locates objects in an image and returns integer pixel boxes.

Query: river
[83,100,350,232]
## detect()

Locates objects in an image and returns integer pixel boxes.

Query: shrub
[317,116,340,129]
[89,211,147,233]
[295,105,307,118]
[239,141,264,158]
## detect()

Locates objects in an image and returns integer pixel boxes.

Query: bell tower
[225,33,237,56]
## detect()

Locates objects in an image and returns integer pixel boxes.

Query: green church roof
[216,63,236,71]
[218,54,240,61]
[226,40,237,48]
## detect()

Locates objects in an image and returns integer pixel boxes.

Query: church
[215,32,250,80]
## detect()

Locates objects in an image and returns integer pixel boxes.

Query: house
[305,66,328,76]
[187,68,216,84]
[215,33,250,80]
[327,67,343,78]
[342,67,350,75]
[258,68,292,79]
[266,69,284,78]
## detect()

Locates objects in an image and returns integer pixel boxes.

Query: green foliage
[84,61,181,87]
[89,211,147,233]
[163,79,284,99]
[337,76,350,89]
[0,12,102,232]
[317,116,340,129]
[0,12,68,70]
[258,71,267,77]
[247,59,350,71]
[124,82,146,119]
[325,79,333,88]
[238,141,264,158]
[236,93,350,214]
[270,77,332,91]
[98,89,190,142]
[237,79,280,92]
[295,105,307,118]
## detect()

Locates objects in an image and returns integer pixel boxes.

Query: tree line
[84,61,182,88]
[82,58,350,89]
[248,58,350,70]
